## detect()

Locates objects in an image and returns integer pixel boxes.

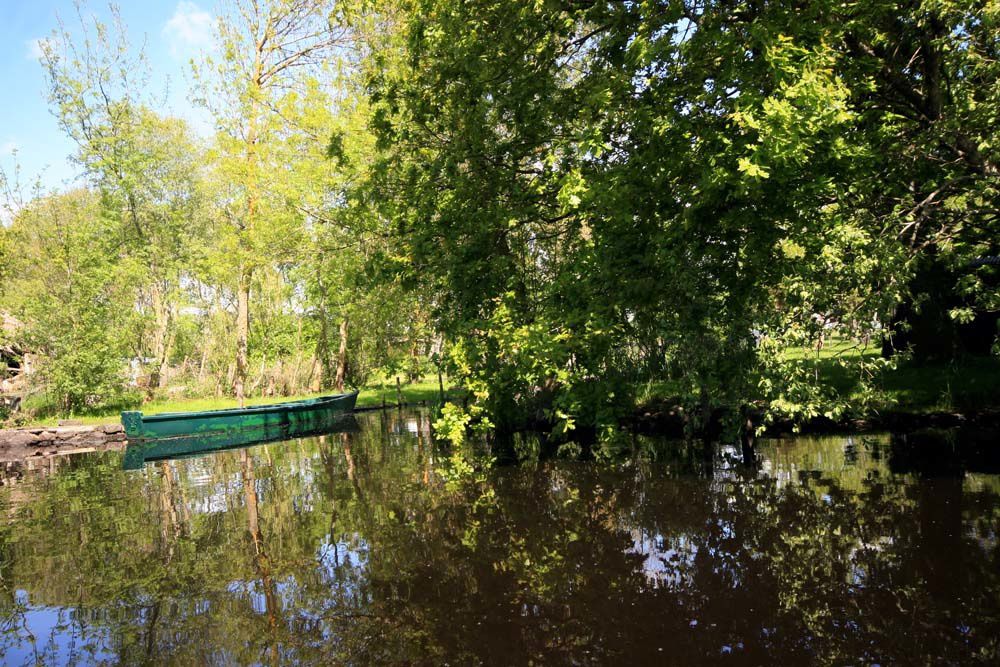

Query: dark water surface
[1,410,999,665]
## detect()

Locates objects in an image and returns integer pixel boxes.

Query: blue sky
[0,1,214,192]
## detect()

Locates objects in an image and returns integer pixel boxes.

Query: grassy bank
[18,380,450,428]
[635,343,1000,419]
[793,345,1000,415]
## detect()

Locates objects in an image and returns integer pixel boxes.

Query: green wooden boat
[122,414,359,470]
[121,391,359,440]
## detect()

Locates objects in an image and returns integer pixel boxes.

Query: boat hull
[121,391,359,440]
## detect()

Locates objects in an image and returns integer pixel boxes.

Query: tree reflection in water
[1,411,998,665]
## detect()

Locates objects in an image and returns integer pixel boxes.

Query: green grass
[790,340,878,399]
[356,380,452,409]
[782,337,873,362]
[634,339,880,408]
[875,358,1000,413]
[18,380,451,428]
[787,338,1000,413]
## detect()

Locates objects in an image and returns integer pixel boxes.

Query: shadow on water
[888,426,1000,476]
[1,408,998,665]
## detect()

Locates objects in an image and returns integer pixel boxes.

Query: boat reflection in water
[122,414,360,469]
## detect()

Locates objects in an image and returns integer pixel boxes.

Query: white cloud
[25,38,47,61]
[162,2,214,57]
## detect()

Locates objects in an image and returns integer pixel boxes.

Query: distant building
[1,312,32,399]
[968,256,1000,268]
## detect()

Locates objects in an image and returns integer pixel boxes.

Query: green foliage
[4,0,998,430]
[0,1,433,418]
[0,225,10,294]
[360,0,1000,432]
[2,191,135,412]
[433,402,473,448]
[37,6,209,397]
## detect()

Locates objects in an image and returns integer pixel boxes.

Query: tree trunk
[266,360,278,397]
[157,321,175,390]
[238,53,260,408]
[407,340,420,383]
[290,319,303,393]
[434,335,445,402]
[197,342,209,386]
[316,315,330,389]
[308,356,321,393]
[252,356,267,397]
[290,351,303,394]
[335,317,348,392]
[235,269,251,407]
[148,282,174,391]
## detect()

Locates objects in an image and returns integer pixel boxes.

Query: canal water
[1,409,998,665]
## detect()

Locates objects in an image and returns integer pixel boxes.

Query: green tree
[0,220,9,297]
[298,54,433,392]
[360,0,998,434]
[194,0,349,405]
[824,0,1000,360]
[2,190,134,412]
[39,4,207,391]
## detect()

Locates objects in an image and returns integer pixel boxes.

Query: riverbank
[5,357,1000,440]
[632,354,1000,436]
[0,423,127,462]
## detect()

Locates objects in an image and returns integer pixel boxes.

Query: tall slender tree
[194,0,349,405]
